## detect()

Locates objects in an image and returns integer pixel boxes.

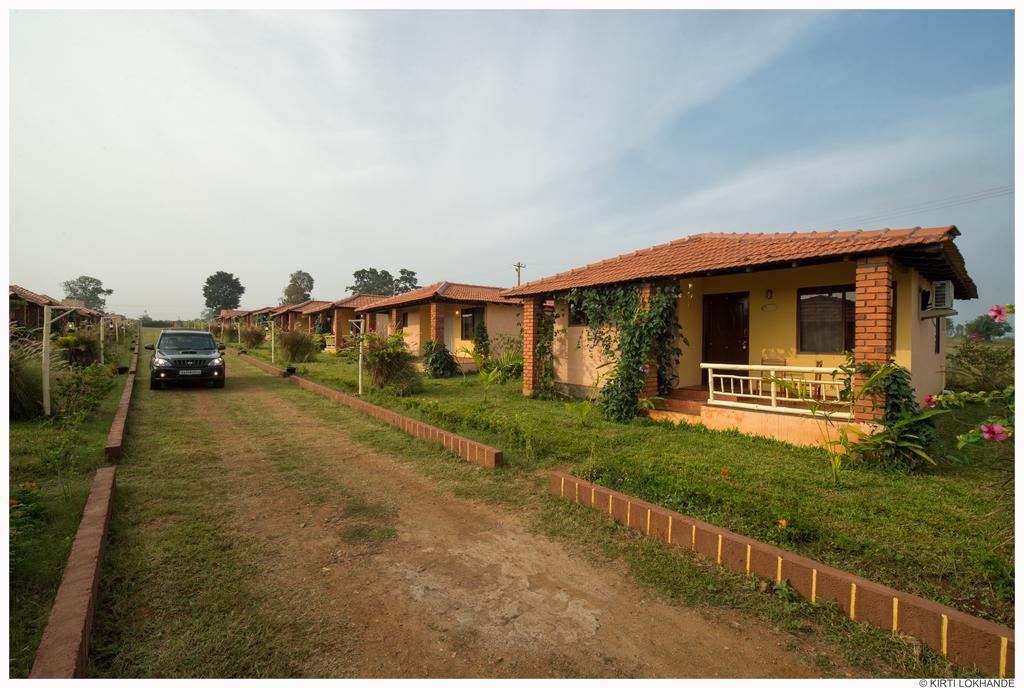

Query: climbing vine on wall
[565,282,685,422]
[532,307,559,397]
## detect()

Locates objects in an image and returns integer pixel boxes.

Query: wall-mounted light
[765,289,774,300]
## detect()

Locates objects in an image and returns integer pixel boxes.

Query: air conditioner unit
[920,280,956,319]
[931,280,955,311]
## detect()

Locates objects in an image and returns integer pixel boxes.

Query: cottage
[501,226,976,446]
[10,285,63,330]
[330,294,388,341]
[356,282,522,360]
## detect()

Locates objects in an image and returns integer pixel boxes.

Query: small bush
[482,334,523,382]
[240,326,266,349]
[472,320,490,359]
[946,338,1014,392]
[9,333,54,420]
[844,361,941,471]
[279,329,317,363]
[422,340,458,378]
[55,328,101,366]
[9,482,45,573]
[53,363,116,417]
[363,332,422,396]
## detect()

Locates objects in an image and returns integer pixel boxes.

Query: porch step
[668,388,710,402]
[656,397,705,415]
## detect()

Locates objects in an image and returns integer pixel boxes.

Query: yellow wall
[677,262,861,385]
[552,300,615,395]
[389,302,522,358]
[553,260,942,400]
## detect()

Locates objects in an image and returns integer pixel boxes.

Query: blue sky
[10,10,1013,321]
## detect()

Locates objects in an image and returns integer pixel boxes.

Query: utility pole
[513,261,526,286]
[100,316,106,365]
[349,319,365,395]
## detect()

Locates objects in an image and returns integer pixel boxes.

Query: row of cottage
[215,226,976,445]
[9,284,126,333]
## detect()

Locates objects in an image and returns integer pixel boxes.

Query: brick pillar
[522,296,543,396]
[429,301,444,346]
[391,308,399,333]
[639,282,660,398]
[854,255,894,423]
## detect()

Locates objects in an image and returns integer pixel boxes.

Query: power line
[820,185,1013,229]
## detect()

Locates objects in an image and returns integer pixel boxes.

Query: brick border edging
[104,343,139,460]
[29,466,117,678]
[235,351,502,468]
[549,470,1014,678]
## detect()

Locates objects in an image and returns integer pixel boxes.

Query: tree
[395,268,419,294]
[348,267,419,296]
[62,275,113,311]
[281,270,314,304]
[965,314,1012,341]
[203,271,245,314]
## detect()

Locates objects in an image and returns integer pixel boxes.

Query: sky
[10,10,1014,321]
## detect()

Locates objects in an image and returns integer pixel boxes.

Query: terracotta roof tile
[501,226,977,299]
[357,282,517,311]
[333,293,388,310]
[296,300,333,315]
[9,285,63,306]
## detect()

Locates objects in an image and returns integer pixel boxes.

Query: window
[935,318,942,354]
[461,307,482,340]
[797,285,856,353]
[398,312,408,330]
[567,300,588,326]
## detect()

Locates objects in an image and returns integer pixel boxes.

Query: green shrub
[279,329,317,363]
[9,333,52,420]
[946,337,1014,392]
[240,326,266,349]
[53,363,116,417]
[55,328,101,366]
[482,334,523,382]
[472,320,490,359]
[422,340,458,378]
[841,360,942,472]
[363,332,422,396]
[9,482,45,573]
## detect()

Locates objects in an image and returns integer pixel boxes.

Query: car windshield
[159,333,217,351]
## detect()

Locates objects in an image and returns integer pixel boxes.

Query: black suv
[145,329,226,390]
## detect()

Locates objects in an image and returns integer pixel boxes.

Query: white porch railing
[699,363,854,420]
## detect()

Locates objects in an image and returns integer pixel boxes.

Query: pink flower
[988,304,1009,323]
[981,424,1009,442]
[925,394,937,408]
[970,332,984,341]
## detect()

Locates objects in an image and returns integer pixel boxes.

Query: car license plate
[179,369,202,376]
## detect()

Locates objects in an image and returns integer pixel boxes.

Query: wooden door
[702,292,750,384]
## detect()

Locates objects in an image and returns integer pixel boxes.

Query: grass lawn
[9,337,135,678]
[240,343,1014,628]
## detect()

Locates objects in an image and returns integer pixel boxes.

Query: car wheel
[214,379,225,388]
[150,378,161,390]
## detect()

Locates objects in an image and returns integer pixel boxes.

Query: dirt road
[205,357,825,678]
[98,345,826,678]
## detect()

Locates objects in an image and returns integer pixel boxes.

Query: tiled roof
[216,309,249,319]
[333,293,388,310]
[270,301,311,315]
[296,300,333,315]
[247,306,276,316]
[357,282,517,311]
[9,284,62,306]
[501,226,977,299]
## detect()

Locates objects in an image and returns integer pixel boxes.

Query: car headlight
[153,357,172,367]
[208,357,224,367]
